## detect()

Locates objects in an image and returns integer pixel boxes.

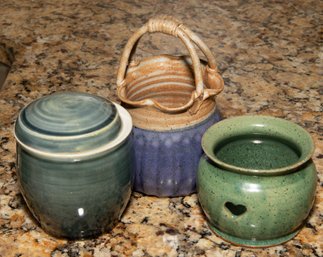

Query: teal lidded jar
[14,92,133,239]
[197,116,317,247]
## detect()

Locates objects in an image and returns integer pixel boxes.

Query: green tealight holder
[197,115,317,247]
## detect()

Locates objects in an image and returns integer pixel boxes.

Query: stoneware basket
[117,16,224,197]
[197,116,317,247]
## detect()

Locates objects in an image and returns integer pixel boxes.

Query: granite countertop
[0,0,322,256]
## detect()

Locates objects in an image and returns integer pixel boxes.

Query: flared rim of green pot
[202,115,315,176]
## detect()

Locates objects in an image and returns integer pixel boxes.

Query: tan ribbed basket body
[123,55,217,130]
[117,16,224,131]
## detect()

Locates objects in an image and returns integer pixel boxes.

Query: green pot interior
[202,116,314,175]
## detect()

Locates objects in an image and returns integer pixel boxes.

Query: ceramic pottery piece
[134,110,220,196]
[0,43,14,89]
[197,116,317,247]
[117,16,224,196]
[14,92,133,239]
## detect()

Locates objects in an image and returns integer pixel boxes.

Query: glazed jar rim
[14,102,132,160]
[202,115,315,176]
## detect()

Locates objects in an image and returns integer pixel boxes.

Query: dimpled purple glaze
[132,110,221,197]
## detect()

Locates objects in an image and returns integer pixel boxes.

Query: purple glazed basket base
[132,111,221,197]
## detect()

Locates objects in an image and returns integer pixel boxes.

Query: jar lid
[14,92,132,159]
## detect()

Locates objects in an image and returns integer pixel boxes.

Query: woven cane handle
[117,16,223,113]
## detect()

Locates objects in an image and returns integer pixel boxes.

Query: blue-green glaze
[197,116,317,247]
[15,92,122,154]
[14,92,134,239]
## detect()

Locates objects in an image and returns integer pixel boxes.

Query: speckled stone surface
[0,0,322,256]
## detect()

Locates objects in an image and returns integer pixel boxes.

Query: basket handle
[117,16,224,113]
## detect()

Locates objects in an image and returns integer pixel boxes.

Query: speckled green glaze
[14,92,134,239]
[197,115,317,247]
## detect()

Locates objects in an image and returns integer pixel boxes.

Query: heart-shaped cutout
[225,202,247,216]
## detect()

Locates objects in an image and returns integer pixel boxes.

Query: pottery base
[208,223,300,248]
